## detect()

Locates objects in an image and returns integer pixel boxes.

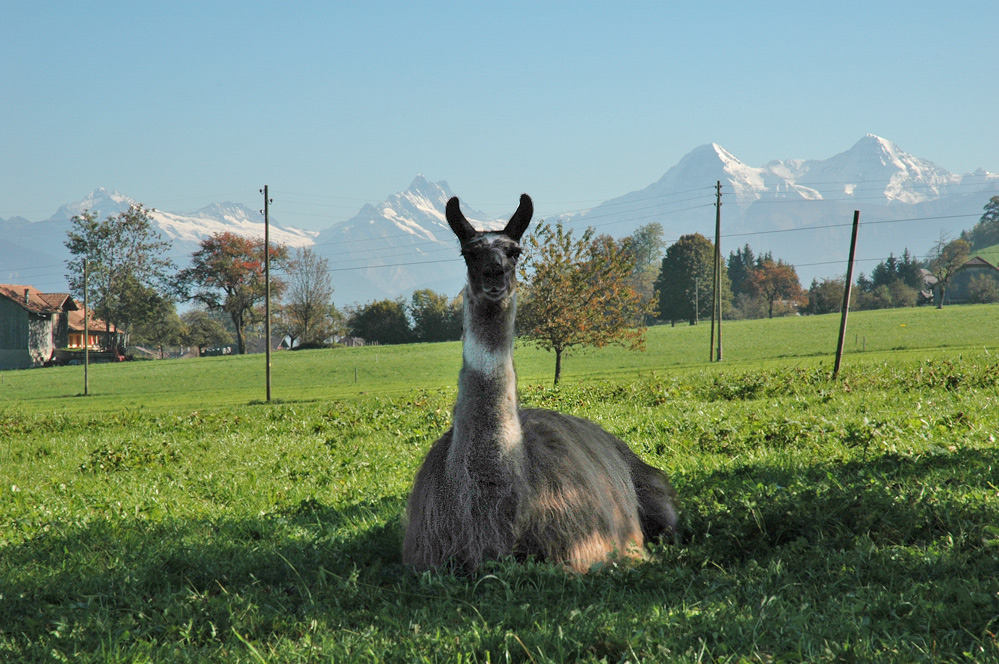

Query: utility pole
[694,278,699,325]
[261,186,273,402]
[84,259,89,396]
[710,180,723,361]
[833,210,861,380]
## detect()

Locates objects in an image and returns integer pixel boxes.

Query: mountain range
[3,135,997,307]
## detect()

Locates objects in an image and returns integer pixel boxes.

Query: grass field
[2,305,998,662]
[972,243,999,268]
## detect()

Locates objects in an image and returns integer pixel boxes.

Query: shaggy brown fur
[402,194,679,573]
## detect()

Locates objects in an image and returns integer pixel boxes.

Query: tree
[181,309,232,356]
[518,220,653,385]
[967,273,999,304]
[806,277,845,315]
[409,289,462,343]
[727,244,756,297]
[655,233,730,325]
[277,247,338,347]
[130,296,185,355]
[745,257,806,318]
[620,223,667,325]
[346,298,414,345]
[961,196,999,250]
[867,249,924,295]
[64,204,174,352]
[625,222,667,273]
[174,232,289,354]
[928,236,971,308]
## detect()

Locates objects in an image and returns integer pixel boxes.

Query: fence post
[833,211,861,379]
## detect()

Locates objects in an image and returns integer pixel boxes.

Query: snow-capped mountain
[47,187,136,222]
[0,189,317,293]
[154,201,316,252]
[312,175,501,305]
[764,135,959,204]
[3,136,997,306]
[568,135,998,287]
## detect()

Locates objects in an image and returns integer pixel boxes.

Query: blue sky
[2,1,997,228]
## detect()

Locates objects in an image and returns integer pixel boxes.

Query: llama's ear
[446,197,477,244]
[503,194,533,242]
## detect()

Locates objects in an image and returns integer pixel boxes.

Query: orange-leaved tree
[517,220,653,385]
[175,232,288,354]
[746,257,807,318]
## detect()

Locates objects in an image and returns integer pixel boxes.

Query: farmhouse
[0,284,79,369]
[935,256,999,305]
[0,284,120,370]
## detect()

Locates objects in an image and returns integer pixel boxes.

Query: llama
[403,194,679,573]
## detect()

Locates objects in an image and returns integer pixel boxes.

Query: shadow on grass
[2,448,998,660]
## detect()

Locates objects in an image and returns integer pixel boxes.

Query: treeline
[65,196,999,360]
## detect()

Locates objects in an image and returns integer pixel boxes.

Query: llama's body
[403,195,678,573]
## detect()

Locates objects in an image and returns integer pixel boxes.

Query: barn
[936,256,999,305]
[0,284,79,370]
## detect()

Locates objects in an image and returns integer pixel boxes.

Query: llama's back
[515,408,679,571]
[403,408,679,573]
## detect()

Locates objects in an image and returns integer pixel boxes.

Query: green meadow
[2,305,998,662]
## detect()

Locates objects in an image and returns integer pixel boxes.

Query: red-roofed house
[0,284,79,369]
[66,307,119,351]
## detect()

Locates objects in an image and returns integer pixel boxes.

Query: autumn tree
[64,204,174,351]
[409,289,462,343]
[346,298,414,345]
[927,236,971,308]
[276,247,339,347]
[517,220,653,385]
[655,233,731,325]
[746,257,806,318]
[174,232,289,354]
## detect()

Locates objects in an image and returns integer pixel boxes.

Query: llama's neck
[450,287,523,464]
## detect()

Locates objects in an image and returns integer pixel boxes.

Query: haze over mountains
[3,135,997,307]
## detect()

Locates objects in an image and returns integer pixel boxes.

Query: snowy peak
[42,189,316,250]
[190,201,261,224]
[309,176,504,304]
[50,187,137,221]
[768,134,958,203]
[344,176,498,243]
[151,202,316,249]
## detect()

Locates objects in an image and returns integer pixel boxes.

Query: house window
[68,333,99,349]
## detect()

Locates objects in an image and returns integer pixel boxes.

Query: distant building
[0,284,121,370]
[67,307,118,351]
[934,256,999,306]
[0,284,78,369]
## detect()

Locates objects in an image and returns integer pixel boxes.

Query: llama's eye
[508,248,522,260]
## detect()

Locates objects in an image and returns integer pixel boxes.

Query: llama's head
[446,194,533,302]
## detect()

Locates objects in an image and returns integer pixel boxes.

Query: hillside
[972,243,999,266]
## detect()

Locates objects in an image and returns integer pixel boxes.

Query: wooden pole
[262,185,272,402]
[693,277,698,326]
[84,259,89,396]
[713,181,723,361]
[833,210,861,379]
[709,183,719,360]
